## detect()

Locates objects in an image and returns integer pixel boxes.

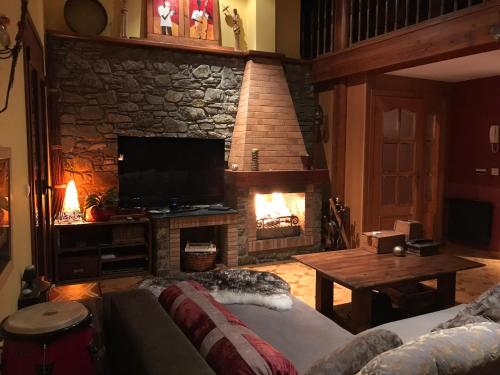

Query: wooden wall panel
[344,76,369,246]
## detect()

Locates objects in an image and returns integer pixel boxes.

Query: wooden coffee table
[293,249,484,333]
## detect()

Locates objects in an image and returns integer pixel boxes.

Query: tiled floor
[101,243,500,309]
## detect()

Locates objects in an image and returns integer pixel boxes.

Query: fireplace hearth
[255,192,304,240]
[224,54,327,263]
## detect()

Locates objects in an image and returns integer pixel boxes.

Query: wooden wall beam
[332,80,347,200]
[313,3,500,83]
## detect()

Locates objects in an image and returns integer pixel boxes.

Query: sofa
[102,288,473,375]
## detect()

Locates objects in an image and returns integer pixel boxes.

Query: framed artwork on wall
[150,0,183,37]
[188,0,216,40]
[147,0,220,45]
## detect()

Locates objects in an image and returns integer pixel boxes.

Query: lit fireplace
[255,193,305,240]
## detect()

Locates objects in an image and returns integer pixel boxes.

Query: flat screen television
[118,136,225,207]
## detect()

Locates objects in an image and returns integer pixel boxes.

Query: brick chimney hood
[228,54,307,171]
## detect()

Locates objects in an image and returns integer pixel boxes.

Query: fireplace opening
[255,192,305,240]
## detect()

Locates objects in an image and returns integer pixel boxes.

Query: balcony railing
[301,0,336,59]
[300,0,486,59]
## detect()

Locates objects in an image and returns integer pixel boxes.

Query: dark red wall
[446,76,500,252]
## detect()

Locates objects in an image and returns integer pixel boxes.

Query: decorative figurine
[231,8,241,50]
[120,0,129,38]
[223,3,241,50]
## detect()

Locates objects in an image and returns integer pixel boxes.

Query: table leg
[351,289,372,333]
[315,271,333,316]
[437,272,456,308]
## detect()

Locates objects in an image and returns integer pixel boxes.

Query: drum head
[2,301,89,336]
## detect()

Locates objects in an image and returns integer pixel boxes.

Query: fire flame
[255,193,292,220]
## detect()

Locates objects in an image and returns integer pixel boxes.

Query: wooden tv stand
[149,208,238,275]
[53,218,152,283]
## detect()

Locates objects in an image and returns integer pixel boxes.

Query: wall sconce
[314,104,326,142]
[0,0,29,114]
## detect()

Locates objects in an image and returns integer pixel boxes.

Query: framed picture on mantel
[147,0,220,46]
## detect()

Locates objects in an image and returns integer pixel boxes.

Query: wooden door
[23,16,52,277]
[369,94,443,237]
[370,95,426,231]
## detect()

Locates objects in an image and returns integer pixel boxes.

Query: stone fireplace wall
[47,36,243,203]
[47,35,315,205]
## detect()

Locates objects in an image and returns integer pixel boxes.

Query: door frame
[22,13,52,277]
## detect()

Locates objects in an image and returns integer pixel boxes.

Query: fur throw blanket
[433,283,500,331]
[138,269,293,311]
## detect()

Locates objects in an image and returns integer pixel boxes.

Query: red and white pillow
[159,281,297,375]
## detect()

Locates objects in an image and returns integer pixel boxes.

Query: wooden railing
[301,0,336,59]
[301,0,486,58]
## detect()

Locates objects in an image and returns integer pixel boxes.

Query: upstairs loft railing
[301,0,335,59]
[301,0,486,59]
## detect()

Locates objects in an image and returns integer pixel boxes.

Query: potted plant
[85,188,118,222]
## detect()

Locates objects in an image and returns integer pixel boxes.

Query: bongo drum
[1,301,96,375]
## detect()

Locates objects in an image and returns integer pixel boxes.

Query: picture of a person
[158,1,175,36]
[191,0,211,39]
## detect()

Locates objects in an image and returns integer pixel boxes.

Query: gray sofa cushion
[358,322,500,375]
[227,296,354,374]
[305,329,402,375]
[103,289,215,375]
[433,283,500,331]
[370,304,464,343]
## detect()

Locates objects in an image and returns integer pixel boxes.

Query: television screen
[118,136,225,207]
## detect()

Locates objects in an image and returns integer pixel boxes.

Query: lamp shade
[63,179,80,213]
[61,179,83,222]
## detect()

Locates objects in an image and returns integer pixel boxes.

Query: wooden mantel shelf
[225,169,329,187]
[45,30,311,65]
[46,30,244,57]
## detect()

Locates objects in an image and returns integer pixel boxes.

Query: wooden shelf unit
[53,218,152,283]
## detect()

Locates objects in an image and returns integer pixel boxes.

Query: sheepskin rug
[138,269,292,311]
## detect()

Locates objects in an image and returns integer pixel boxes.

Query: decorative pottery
[393,245,406,257]
[64,0,108,36]
[90,206,113,221]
